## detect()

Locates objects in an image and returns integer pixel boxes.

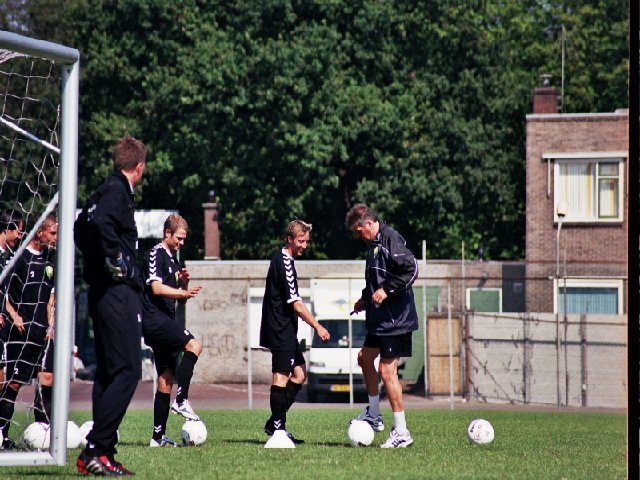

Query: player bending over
[142,214,203,447]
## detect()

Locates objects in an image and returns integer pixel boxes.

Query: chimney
[202,191,220,259]
[532,73,559,114]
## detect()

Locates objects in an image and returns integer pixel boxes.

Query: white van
[306,314,370,401]
[306,278,378,402]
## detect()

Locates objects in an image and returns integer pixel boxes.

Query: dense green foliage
[4,408,627,479]
[1,1,628,260]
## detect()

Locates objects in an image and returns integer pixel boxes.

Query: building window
[554,279,623,314]
[466,288,502,312]
[554,158,624,222]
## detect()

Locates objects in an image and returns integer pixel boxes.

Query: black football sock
[175,351,198,404]
[285,380,302,411]
[0,384,19,436]
[269,385,288,431]
[33,385,52,423]
[152,391,171,440]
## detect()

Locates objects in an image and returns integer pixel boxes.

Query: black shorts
[271,343,305,374]
[363,332,413,359]
[142,312,194,376]
[4,339,46,383]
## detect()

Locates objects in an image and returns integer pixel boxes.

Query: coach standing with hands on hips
[75,136,147,476]
[346,203,419,448]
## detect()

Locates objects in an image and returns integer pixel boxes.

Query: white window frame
[465,287,502,312]
[553,278,624,314]
[547,152,626,223]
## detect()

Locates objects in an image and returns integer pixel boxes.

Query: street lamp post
[555,201,568,408]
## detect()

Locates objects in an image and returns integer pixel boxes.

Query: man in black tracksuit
[75,136,147,476]
[346,203,419,449]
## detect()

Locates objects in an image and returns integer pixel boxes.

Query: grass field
[2,408,627,479]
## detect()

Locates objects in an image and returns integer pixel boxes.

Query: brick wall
[525,112,629,312]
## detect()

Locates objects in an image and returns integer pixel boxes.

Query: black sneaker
[284,431,305,445]
[264,418,275,436]
[107,455,135,476]
[1,437,18,450]
[76,450,124,476]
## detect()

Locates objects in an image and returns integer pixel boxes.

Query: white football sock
[393,411,408,434]
[368,395,380,417]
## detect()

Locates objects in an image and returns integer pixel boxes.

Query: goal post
[0,30,79,467]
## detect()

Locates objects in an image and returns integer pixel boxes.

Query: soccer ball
[181,420,207,446]
[467,419,494,445]
[67,421,82,448]
[23,422,50,450]
[79,420,119,448]
[79,420,93,448]
[347,420,375,447]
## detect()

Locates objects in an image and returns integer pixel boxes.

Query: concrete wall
[467,312,627,408]
[183,260,627,408]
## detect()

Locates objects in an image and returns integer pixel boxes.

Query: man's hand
[181,285,203,300]
[371,288,388,306]
[178,268,191,287]
[12,314,25,335]
[316,324,330,343]
[351,297,366,314]
[105,253,128,280]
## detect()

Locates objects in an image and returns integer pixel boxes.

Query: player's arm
[4,295,24,334]
[46,291,55,340]
[150,280,202,301]
[378,236,419,298]
[292,300,330,343]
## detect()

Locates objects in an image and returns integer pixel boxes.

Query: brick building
[525,79,628,313]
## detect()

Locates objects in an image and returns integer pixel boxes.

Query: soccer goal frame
[0,31,79,467]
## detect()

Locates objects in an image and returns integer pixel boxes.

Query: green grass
[2,408,627,479]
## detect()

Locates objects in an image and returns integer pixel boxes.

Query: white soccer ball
[79,420,119,448]
[67,421,82,448]
[79,420,93,448]
[347,420,375,447]
[181,420,207,446]
[467,418,494,445]
[23,422,50,450]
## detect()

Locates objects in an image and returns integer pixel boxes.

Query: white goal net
[0,31,78,467]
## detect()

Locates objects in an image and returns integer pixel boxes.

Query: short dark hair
[345,203,377,230]
[0,208,23,233]
[113,135,147,172]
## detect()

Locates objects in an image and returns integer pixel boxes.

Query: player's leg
[0,382,22,448]
[173,338,201,410]
[33,340,53,423]
[0,341,38,448]
[170,327,201,421]
[379,333,413,448]
[285,344,306,411]
[352,339,384,431]
[264,350,304,443]
[78,284,141,475]
[150,363,177,447]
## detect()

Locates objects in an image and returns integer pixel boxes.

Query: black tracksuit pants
[86,283,141,454]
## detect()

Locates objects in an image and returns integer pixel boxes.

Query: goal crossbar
[0,30,79,467]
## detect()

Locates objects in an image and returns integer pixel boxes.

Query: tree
[43,0,628,260]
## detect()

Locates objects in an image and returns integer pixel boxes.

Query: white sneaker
[352,406,384,432]
[171,399,200,421]
[379,428,413,448]
[149,435,179,447]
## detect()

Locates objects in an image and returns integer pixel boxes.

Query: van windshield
[313,319,367,348]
